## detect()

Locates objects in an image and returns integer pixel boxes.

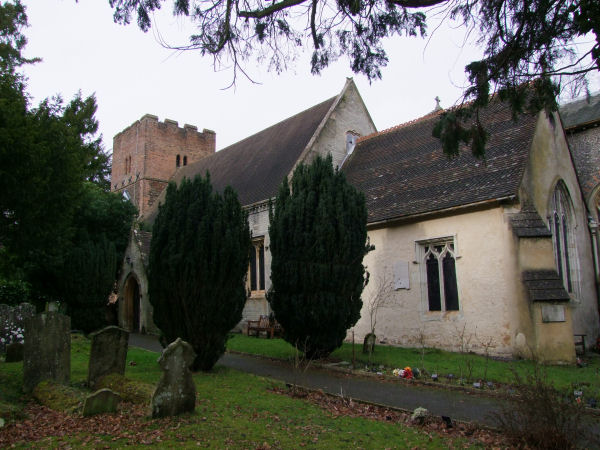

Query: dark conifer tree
[149,174,251,371]
[268,154,371,358]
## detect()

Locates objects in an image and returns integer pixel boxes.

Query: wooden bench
[574,334,586,355]
[247,315,282,338]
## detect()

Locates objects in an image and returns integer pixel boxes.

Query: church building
[111,80,600,363]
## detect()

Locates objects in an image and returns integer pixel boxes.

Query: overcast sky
[21,1,600,154]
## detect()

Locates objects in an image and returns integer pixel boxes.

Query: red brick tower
[111,114,216,217]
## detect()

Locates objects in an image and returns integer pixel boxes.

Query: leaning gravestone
[82,388,122,417]
[87,326,129,389]
[151,338,196,418]
[23,312,70,393]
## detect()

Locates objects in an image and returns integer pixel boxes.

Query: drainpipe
[588,216,600,313]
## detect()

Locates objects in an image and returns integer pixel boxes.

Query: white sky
[21,1,600,154]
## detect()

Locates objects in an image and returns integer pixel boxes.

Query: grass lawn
[0,335,493,448]
[227,334,600,396]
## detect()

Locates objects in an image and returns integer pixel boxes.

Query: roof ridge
[175,95,338,180]
[358,109,444,143]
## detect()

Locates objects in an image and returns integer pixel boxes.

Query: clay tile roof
[522,270,570,302]
[559,92,600,130]
[344,100,538,224]
[510,203,552,238]
[169,97,337,206]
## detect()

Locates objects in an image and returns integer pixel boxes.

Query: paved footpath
[129,333,599,443]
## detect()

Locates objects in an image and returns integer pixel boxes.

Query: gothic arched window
[176,154,181,168]
[423,240,459,311]
[550,182,578,295]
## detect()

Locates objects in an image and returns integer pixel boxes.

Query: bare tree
[363,273,394,359]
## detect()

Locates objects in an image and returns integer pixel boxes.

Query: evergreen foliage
[268,154,371,359]
[59,183,136,332]
[0,1,133,327]
[149,174,251,371]
[62,234,117,333]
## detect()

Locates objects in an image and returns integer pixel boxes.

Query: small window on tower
[183,156,187,166]
[176,154,181,168]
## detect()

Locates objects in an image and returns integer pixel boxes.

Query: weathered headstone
[151,338,196,418]
[23,312,71,393]
[14,303,36,327]
[5,342,24,362]
[82,389,122,416]
[87,326,129,389]
[362,333,376,354]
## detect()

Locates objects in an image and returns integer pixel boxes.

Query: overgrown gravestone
[23,312,71,393]
[82,389,122,417]
[87,326,129,389]
[151,338,196,418]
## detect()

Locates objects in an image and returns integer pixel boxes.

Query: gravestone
[23,312,70,393]
[362,333,376,354]
[151,338,196,418]
[5,342,24,362]
[82,389,122,416]
[87,326,129,389]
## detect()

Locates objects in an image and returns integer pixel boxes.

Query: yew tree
[268,154,371,358]
[0,1,130,326]
[148,174,251,371]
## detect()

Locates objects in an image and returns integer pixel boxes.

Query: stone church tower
[111,114,216,217]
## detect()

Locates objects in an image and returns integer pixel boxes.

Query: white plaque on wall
[394,261,410,290]
[541,304,565,323]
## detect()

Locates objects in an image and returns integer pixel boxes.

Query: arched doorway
[124,275,140,332]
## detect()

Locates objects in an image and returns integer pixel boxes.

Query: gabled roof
[169,96,336,207]
[344,100,539,224]
[559,92,600,130]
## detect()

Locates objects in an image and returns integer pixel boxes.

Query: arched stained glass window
[550,182,578,295]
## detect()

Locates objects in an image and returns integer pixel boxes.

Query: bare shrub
[493,367,588,449]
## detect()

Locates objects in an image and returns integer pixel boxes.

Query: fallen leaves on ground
[0,401,193,447]
[271,386,518,448]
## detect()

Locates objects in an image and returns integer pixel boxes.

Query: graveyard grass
[0,334,481,448]
[227,335,600,393]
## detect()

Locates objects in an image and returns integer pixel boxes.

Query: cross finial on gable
[434,96,442,111]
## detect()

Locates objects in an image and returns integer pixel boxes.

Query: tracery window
[550,182,578,295]
[422,240,459,312]
[248,239,265,295]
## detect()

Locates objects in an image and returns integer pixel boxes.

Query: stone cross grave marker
[151,338,196,418]
[23,312,70,393]
[87,326,129,389]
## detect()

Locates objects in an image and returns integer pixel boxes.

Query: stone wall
[566,125,600,211]
[351,206,521,358]
[522,112,599,348]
